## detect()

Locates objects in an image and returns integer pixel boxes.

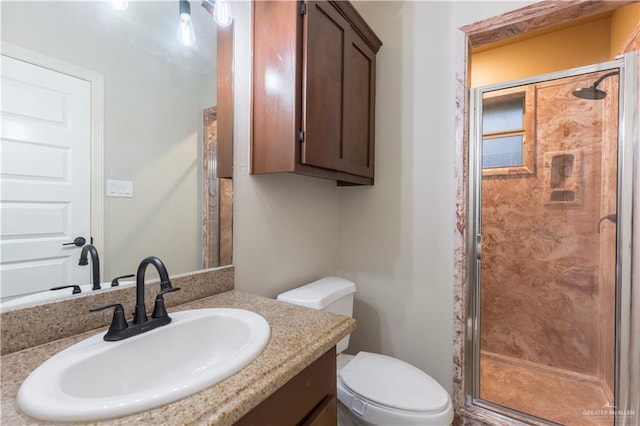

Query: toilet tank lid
[277,276,356,309]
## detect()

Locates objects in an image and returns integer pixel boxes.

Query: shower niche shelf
[543,150,583,206]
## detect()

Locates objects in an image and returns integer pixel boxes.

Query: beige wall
[232,0,537,394]
[335,0,537,394]
[232,2,340,298]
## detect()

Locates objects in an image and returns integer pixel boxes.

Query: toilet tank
[277,277,356,354]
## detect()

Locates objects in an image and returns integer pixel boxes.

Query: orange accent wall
[471,4,640,88]
[610,2,640,56]
[471,18,611,87]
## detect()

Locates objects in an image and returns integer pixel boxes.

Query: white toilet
[277,277,454,426]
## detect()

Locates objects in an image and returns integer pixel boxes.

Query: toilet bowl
[337,353,453,425]
[277,277,454,426]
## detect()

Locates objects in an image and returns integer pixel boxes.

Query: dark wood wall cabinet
[252,1,382,185]
[236,347,337,425]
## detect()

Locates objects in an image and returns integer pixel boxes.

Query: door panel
[302,1,346,171]
[1,258,69,297]
[1,55,91,298]
[1,202,68,237]
[344,37,375,178]
[2,139,68,180]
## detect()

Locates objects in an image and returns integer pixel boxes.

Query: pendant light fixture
[212,0,233,27]
[202,0,233,27]
[178,0,196,47]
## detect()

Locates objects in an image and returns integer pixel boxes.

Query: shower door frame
[466,53,638,425]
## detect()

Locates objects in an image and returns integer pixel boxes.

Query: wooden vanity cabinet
[252,1,382,185]
[236,347,337,425]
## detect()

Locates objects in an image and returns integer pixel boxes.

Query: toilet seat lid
[339,352,450,413]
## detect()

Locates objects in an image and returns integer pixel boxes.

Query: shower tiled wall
[480,72,617,386]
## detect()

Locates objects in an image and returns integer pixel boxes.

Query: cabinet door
[343,34,376,178]
[302,395,337,426]
[235,348,337,425]
[302,1,349,172]
[302,2,376,178]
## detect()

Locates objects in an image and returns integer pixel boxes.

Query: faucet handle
[151,287,181,319]
[50,284,82,294]
[111,274,135,287]
[90,303,129,335]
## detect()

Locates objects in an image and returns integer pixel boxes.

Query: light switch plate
[106,179,133,198]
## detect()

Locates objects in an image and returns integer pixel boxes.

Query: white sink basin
[17,308,270,422]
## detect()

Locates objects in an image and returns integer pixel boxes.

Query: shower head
[572,70,620,100]
[572,86,607,100]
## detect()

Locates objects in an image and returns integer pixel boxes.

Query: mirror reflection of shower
[572,71,620,100]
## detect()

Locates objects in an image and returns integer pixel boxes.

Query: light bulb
[213,0,233,27]
[178,15,196,46]
[107,0,128,11]
[178,0,196,47]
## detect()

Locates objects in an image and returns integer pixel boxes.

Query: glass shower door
[474,67,620,425]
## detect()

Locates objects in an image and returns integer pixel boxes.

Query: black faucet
[133,256,177,324]
[79,245,101,290]
[89,256,180,341]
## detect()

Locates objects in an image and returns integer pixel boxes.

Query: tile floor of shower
[480,351,614,425]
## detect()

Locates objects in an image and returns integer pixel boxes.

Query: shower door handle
[476,234,482,260]
[597,214,617,233]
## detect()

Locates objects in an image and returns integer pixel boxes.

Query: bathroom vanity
[237,348,337,425]
[0,271,354,425]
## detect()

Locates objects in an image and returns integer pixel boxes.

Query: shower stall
[466,55,638,426]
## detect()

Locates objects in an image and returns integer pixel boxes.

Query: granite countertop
[1,290,356,425]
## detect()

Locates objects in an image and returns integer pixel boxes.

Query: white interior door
[1,55,91,298]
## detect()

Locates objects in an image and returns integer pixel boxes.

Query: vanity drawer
[236,346,337,425]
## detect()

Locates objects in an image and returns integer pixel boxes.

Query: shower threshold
[480,351,614,426]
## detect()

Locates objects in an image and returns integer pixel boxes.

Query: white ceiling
[32,0,218,74]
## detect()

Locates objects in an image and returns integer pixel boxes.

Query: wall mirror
[0,0,233,308]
